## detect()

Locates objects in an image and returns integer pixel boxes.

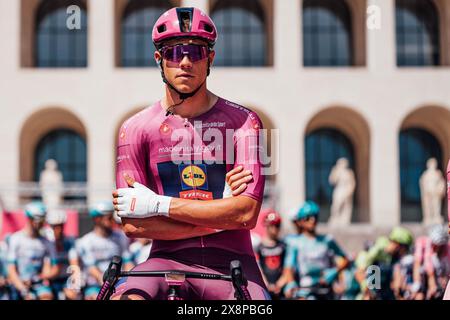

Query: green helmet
[294,201,320,221]
[389,227,413,246]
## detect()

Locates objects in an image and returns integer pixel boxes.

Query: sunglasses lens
[162,45,208,63]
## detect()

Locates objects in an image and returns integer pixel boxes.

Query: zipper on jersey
[185,117,205,249]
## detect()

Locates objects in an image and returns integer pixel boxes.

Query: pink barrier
[0,210,79,240]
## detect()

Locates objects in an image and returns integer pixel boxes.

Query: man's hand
[113,174,172,219]
[223,166,253,198]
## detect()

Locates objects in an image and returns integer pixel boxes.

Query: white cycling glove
[222,180,232,198]
[116,182,172,218]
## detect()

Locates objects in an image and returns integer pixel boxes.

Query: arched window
[305,128,355,222]
[396,0,440,66]
[211,0,267,66]
[121,0,172,67]
[34,129,87,182]
[303,0,353,66]
[35,0,88,67]
[399,128,443,222]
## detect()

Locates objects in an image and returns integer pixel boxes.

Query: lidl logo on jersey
[178,164,213,200]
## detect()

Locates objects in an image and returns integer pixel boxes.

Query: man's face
[29,217,45,232]
[298,215,317,232]
[432,243,446,255]
[265,224,280,239]
[95,213,114,231]
[155,38,215,94]
[51,224,64,240]
[386,240,403,256]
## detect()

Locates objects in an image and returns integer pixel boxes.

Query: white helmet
[46,209,67,225]
[89,200,114,218]
[24,201,47,219]
[429,224,448,246]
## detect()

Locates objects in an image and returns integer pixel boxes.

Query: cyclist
[355,227,413,300]
[111,7,268,300]
[46,209,80,300]
[282,201,349,300]
[6,202,59,300]
[255,210,288,299]
[392,247,415,300]
[76,201,133,300]
[412,224,450,300]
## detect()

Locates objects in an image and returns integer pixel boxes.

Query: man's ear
[154,51,162,65]
[208,50,215,66]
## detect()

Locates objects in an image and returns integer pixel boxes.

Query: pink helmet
[152,7,218,48]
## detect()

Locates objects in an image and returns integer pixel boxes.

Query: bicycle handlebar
[97,256,252,300]
[119,270,233,281]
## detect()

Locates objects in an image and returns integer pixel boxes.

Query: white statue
[328,158,356,226]
[39,159,64,210]
[419,158,445,225]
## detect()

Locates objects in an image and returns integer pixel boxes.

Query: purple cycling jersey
[116,97,265,256]
[114,97,268,299]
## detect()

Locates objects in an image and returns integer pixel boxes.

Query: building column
[370,118,400,227]
[89,0,115,71]
[0,0,20,209]
[87,0,115,205]
[274,0,301,70]
[367,0,396,71]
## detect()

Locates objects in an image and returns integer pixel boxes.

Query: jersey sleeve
[326,236,347,259]
[284,241,298,270]
[6,235,18,265]
[68,240,78,262]
[233,112,266,202]
[116,118,150,189]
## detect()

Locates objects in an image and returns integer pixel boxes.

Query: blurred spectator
[282,201,349,300]
[6,202,59,300]
[76,201,133,300]
[254,210,288,299]
[355,227,413,300]
[412,224,450,300]
[46,209,80,300]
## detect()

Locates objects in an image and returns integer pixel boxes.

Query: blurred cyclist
[255,210,288,299]
[355,227,413,300]
[6,202,59,300]
[282,201,349,300]
[412,224,450,300]
[76,201,133,300]
[46,209,80,300]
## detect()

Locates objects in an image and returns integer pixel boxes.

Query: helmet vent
[157,23,167,33]
[203,23,213,33]
[177,7,193,33]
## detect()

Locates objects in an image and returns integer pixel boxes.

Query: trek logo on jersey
[178,164,212,200]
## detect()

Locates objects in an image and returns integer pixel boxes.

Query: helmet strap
[158,57,210,115]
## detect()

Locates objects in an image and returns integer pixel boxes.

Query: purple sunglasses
[161,44,210,63]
